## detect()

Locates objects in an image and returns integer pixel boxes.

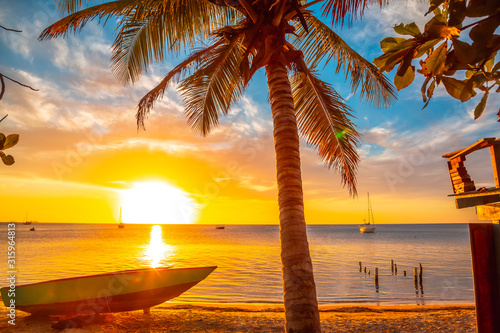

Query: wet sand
[0,302,476,332]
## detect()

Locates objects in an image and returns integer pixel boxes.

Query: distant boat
[0,266,216,315]
[359,193,376,233]
[215,224,225,230]
[29,227,35,231]
[24,211,36,225]
[118,207,125,228]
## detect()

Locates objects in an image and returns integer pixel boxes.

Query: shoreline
[0,302,477,332]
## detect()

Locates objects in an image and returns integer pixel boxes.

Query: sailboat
[359,193,376,233]
[24,211,35,225]
[118,207,125,229]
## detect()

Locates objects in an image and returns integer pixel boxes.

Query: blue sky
[0,0,498,224]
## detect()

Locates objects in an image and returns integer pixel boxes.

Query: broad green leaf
[393,22,421,36]
[460,77,475,102]
[485,52,496,72]
[427,80,436,99]
[465,70,475,79]
[474,91,489,120]
[425,14,446,33]
[421,42,447,76]
[441,77,466,99]
[427,25,460,40]
[421,77,431,102]
[470,19,499,45]
[453,39,476,63]
[0,151,14,166]
[2,134,19,150]
[415,38,442,58]
[380,37,407,53]
[492,61,500,73]
[394,64,415,91]
[448,0,467,26]
[468,0,498,17]
[426,0,446,15]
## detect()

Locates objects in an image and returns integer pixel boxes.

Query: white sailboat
[359,193,376,233]
[118,207,125,228]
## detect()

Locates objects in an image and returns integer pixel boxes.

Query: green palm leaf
[136,40,224,129]
[290,14,396,108]
[111,3,239,84]
[321,0,388,26]
[179,39,246,135]
[291,63,359,196]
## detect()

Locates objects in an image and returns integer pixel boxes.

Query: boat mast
[367,193,370,224]
[369,193,375,225]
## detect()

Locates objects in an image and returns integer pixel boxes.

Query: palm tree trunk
[265,60,321,333]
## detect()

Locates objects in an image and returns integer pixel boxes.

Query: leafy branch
[374,0,500,121]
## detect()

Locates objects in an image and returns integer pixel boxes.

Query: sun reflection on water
[145,225,175,268]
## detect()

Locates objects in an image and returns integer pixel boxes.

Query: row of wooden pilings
[358,260,424,294]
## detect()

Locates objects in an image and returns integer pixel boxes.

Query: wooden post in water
[404,270,407,277]
[413,267,418,282]
[375,268,379,292]
[419,262,423,282]
[394,263,398,275]
[364,267,367,273]
[391,259,394,274]
[359,262,362,272]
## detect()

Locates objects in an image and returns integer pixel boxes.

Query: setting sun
[119,181,198,224]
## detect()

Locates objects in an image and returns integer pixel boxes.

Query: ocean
[1,223,474,305]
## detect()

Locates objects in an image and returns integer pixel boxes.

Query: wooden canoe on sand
[1,266,216,315]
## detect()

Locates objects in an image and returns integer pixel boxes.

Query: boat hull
[1,266,216,315]
[359,224,376,233]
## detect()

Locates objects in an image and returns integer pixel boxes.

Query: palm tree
[40,1,395,331]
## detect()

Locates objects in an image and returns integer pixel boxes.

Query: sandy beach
[0,302,476,332]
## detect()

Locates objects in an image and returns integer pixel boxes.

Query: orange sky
[0,1,497,225]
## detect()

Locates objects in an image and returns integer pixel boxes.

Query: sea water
[0,223,474,305]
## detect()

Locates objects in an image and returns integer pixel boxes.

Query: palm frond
[111,2,240,84]
[55,0,95,14]
[39,0,145,40]
[290,62,360,196]
[321,0,388,26]
[136,41,224,129]
[179,39,246,135]
[290,14,396,108]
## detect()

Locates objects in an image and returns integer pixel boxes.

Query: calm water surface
[0,223,474,305]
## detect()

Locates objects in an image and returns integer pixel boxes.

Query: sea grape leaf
[470,19,500,45]
[467,0,498,17]
[0,151,14,166]
[474,91,489,119]
[426,0,446,15]
[2,134,19,150]
[460,77,475,102]
[415,38,442,58]
[395,64,415,90]
[0,133,5,149]
[380,37,407,53]
[441,77,466,99]
[453,39,476,63]
[421,42,447,76]
[393,23,421,36]
[425,14,446,33]
[448,0,467,26]
[427,80,436,99]
[421,77,431,102]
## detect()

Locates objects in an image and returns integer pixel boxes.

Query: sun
[119,181,198,224]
